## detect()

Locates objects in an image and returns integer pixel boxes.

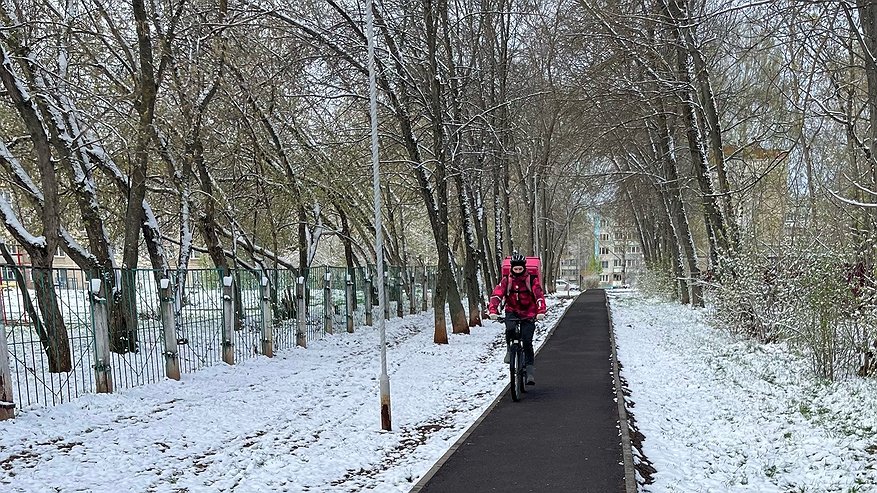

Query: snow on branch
[0,195,45,249]
[0,138,44,201]
[60,229,98,266]
[829,188,877,208]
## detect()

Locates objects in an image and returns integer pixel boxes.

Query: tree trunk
[0,245,54,368]
[337,202,358,311]
[857,0,877,261]
[653,108,702,305]
[456,177,483,326]
[472,184,496,290]
[0,25,71,366]
[667,0,726,268]
[119,0,160,347]
[31,261,72,373]
[684,20,737,252]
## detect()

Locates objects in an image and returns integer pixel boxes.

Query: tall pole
[367,0,391,431]
[533,172,542,258]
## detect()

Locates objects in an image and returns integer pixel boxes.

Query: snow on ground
[0,297,573,493]
[610,290,877,493]
[7,289,871,493]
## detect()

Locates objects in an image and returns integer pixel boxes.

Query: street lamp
[366,0,391,432]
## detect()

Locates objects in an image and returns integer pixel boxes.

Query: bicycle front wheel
[510,345,523,402]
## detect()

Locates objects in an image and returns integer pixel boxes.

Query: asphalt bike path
[411,289,626,493]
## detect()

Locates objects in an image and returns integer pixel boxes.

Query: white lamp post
[366,0,391,431]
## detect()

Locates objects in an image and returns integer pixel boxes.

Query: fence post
[0,321,15,420]
[90,279,113,393]
[421,274,429,311]
[222,276,235,365]
[345,274,355,333]
[159,278,181,380]
[323,271,333,335]
[364,277,373,326]
[261,276,274,357]
[296,276,307,348]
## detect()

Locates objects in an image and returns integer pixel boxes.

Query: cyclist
[488,253,547,385]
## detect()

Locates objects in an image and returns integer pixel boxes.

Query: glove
[536,314,545,321]
[489,313,498,320]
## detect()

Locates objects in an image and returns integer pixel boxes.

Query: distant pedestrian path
[411,289,629,493]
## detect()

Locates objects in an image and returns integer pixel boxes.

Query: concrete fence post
[159,278,181,380]
[296,277,307,348]
[261,276,274,357]
[364,277,373,326]
[222,276,235,365]
[0,321,15,420]
[323,271,333,335]
[90,279,113,393]
[346,274,355,333]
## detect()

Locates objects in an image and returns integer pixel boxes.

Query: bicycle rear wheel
[520,349,528,394]
[510,344,523,401]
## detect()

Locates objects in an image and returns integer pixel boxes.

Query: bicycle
[497,315,530,402]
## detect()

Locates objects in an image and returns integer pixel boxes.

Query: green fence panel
[176,269,224,373]
[3,263,438,411]
[4,267,96,409]
[233,269,265,362]
[270,268,299,352]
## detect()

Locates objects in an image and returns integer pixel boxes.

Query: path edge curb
[605,290,638,493]
[407,294,579,493]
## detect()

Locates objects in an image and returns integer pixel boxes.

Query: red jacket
[488,273,547,320]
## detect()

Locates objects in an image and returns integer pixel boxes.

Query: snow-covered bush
[582,274,600,289]
[637,268,677,301]
[707,250,877,380]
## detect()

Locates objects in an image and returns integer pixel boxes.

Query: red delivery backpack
[501,256,542,293]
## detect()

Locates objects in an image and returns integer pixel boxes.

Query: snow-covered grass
[611,290,877,492]
[0,297,572,492]
[3,281,381,409]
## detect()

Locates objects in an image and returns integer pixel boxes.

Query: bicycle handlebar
[493,315,535,323]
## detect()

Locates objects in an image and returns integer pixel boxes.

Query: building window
[55,247,65,257]
[601,260,608,269]
[614,259,622,267]
[600,233,610,241]
[55,269,69,288]
[614,274,622,281]
[629,245,639,253]
[600,274,609,282]
[600,247,609,255]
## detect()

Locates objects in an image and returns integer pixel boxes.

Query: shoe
[503,349,510,364]
[525,365,535,385]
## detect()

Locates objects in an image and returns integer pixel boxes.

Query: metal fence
[0,264,437,415]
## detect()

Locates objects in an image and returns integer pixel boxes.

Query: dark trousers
[505,317,536,366]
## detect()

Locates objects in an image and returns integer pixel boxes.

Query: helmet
[510,253,526,268]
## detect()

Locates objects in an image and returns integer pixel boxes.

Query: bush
[706,250,877,380]
[582,274,600,289]
[637,268,677,301]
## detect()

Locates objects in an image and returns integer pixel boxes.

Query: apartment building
[558,257,579,282]
[594,218,645,289]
